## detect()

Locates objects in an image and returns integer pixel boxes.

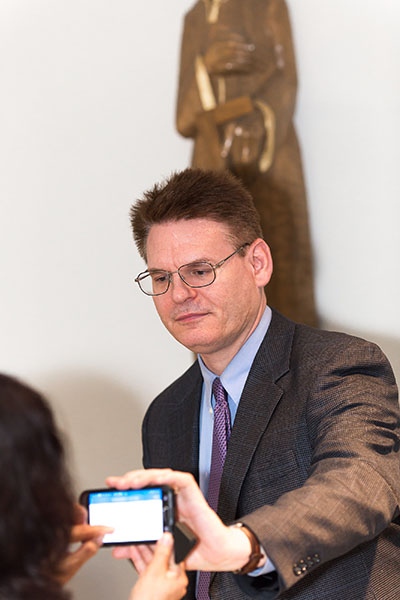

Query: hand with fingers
[107,469,256,574]
[56,503,113,585]
[128,532,188,600]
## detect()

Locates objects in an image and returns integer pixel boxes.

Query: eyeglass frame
[134,242,251,296]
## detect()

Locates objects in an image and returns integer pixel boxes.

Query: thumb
[145,532,174,573]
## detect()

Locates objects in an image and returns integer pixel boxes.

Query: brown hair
[130,168,263,261]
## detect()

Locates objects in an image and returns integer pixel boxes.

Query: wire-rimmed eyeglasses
[134,243,250,296]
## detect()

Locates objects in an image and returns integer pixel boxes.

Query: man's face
[145,219,267,366]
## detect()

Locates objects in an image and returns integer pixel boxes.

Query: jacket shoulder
[267,308,396,385]
[144,360,202,417]
[271,308,391,359]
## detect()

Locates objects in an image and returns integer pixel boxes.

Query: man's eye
[151,273,168,284]
[189,265,213,278]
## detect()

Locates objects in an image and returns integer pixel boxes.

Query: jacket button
[293,566,302,576]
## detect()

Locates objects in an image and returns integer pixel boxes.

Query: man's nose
[169,273,197,302]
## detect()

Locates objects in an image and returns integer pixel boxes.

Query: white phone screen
[88,488,164,544]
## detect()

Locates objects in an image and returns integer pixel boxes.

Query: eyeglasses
[135,243,250,296]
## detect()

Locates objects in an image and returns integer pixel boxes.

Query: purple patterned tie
[197,378,231,600]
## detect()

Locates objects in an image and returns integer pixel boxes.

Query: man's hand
[129,532,188,600]
[56,504,113,585]
[107,469,260,573]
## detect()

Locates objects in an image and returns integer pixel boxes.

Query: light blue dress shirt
[198,305,275,575]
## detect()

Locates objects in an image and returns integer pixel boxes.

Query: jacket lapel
[167,362,203,481]
[217,310,295,524]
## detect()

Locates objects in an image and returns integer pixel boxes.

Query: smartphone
[79,486,174,546]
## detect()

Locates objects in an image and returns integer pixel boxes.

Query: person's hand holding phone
[107,469,254,574]
[56,504,113,585]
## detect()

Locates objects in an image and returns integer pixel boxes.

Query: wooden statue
[176,0,318,327]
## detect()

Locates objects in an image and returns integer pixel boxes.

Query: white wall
[0,1,399,599]
[290,0,400,378]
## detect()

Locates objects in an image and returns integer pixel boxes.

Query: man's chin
[172,330,217,355]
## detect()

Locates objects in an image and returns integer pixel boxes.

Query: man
[126,168,400,599]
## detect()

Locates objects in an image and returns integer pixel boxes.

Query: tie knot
[212,377,227,405]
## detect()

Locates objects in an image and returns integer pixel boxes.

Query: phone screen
[87,488,164,544]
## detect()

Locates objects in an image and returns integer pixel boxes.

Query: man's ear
[247,238,273,288]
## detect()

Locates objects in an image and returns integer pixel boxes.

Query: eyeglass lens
[140,262,215,295]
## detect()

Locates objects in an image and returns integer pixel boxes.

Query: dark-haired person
[0,373,187,600]
[122,167,400,600]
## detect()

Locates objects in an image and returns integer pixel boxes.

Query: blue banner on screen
[88,488,164,543]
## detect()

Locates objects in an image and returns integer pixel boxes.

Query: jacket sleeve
[240,338,400,592]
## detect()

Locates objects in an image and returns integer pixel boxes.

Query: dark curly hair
[0,374,76,599]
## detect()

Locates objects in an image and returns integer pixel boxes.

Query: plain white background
[1,1,399,598]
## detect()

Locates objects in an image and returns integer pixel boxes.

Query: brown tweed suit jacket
[142,309,400,599]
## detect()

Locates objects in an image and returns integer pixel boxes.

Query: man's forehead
[146,219,233,265]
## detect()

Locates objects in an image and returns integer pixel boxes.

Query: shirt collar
[198,305,272,405]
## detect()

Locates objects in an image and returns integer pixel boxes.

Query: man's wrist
[229,523,265,574]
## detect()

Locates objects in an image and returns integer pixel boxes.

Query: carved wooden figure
[176,0,317,326]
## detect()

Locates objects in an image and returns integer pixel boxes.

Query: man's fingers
[145,533,174,574]
[112,543,156,575]
[112,546,133,560]
[127,546,150,575]
[135,543,155,565]
[107,468,194,493]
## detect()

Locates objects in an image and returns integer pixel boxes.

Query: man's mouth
[175,312,209,323]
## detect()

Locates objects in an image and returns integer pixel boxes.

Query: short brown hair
[130,168,263,261]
